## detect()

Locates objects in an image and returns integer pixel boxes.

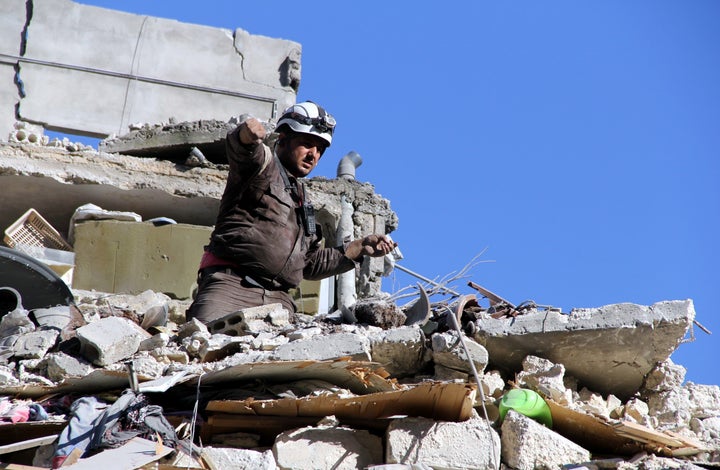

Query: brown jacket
[207,127,356,290]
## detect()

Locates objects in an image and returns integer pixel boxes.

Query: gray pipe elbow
[336,151,363,180]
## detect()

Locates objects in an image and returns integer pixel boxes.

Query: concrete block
[368,326,426,377]
[138,332,170,351]
[76,316,151,366]
[43,352,94,381]
[431,331,488,374]
[501,411,590,470]
[271,332,371,362]
[12,329,59,359]
[73,220,211,299]
[201,447,277,470]
[516,355,573,405]
[273,425,382,470]
[178,318,209,340]
[386,416,501,469]
[206,303,289,336]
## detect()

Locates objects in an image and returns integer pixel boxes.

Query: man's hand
[345,235,398,261]
[239,117,267,145]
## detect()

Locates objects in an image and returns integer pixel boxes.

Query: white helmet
[276,101,336,146]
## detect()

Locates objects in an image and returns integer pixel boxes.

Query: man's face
[277,133,327,177]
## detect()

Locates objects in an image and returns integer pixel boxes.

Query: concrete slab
[15,0,297,137]
[472,300,695,399]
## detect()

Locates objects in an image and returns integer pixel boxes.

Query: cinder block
[76,316,151,366]
[72,220,211,299]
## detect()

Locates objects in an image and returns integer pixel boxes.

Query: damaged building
[0,0,718,469]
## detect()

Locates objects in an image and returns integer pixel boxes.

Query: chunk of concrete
[271,332,371,362]
[501,410,591,470]
[43,352,94,381]
[206,303,289,336]
[431,331,488,375]
[201,447,277,470]
[76,316,151,366]
[273,425,382,470]
[12,329,59,359]
[472,300,695,399]
[515,355,573,405]
[385,416,500,470]
[369,326,426,377]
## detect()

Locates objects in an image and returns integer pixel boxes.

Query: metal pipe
[336,195,356,309]
[393,264,461,297]
[336,151,363,180]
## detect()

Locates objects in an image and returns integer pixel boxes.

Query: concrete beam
[5,0,299,138]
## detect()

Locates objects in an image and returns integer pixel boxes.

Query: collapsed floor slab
[471,300,696,399]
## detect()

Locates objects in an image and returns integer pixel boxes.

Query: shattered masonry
[0,1,718,468]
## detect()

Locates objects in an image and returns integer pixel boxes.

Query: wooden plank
[0,435,57,455]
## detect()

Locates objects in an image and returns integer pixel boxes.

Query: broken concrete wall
[0,0,298,139]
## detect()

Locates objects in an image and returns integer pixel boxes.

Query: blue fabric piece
[53,396,106,459]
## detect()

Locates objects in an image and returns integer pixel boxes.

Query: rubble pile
[0,287,717,469]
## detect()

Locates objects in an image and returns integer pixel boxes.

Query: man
[186,101,397,323]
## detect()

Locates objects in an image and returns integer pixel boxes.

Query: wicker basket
[3,208,73,252]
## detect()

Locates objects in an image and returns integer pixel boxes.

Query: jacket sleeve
[225,125,272,179]
[303,240,357,281]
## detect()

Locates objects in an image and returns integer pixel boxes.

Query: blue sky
[75,1,719,387]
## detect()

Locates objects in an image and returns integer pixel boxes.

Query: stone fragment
[642,359,687,393]
[177,318,209,340]
[128,355,165,379]
[431,331,488,375]
[623,397,650,423]
[0,310,35,336]
[482,370,507,400]
[516,355,572,405]
[501,410,590,470]
[0,365,17,385]
[201,447,277,470]
[386,416,500,469]
[198,334,247,362]
[151,348,189,364]
[76,316,151,366]
[138,332,170,351]
[271,332,371,362]
[687,383,720,419]
[369,326,426,377]
[252,334,289,351]
[43,352,94,381]
[273,424,382,470]
[286,326,322,341]
[353,299,406,328]
[577,387,614,417]
[12,329,59,359]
